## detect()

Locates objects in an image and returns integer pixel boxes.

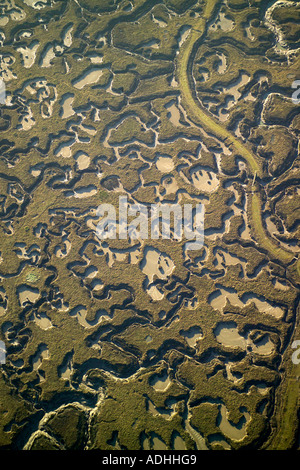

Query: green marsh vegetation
[0,0,299,451]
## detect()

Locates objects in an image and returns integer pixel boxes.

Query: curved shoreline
[176,1,298,270]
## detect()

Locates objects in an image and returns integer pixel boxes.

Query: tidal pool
[180,326,203,348]
[149,370,171,392]
[156,155,175,173]
[214,321,275,356]
[218,405,250,441]
[209,286,284,319]
[73,68,103,89]
[17,285,40,307]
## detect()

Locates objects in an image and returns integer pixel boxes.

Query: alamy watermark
[292,80,300,105]
[95,196,204,250]
[0,79,6,105]
[292,340,300,365]
[0,341,5,365]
